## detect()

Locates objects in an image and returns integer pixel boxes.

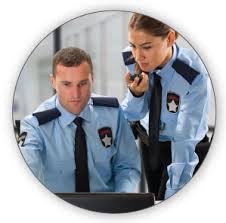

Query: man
[18,47,141,193]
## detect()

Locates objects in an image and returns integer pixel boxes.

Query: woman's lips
[140,62,149,67]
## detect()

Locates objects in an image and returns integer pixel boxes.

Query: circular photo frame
[13,10,216,213]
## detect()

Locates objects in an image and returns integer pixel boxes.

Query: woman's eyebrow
[140,42,152,46]
[129,41,153,46]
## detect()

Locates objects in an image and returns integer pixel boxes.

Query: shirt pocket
[160,105,179,137]
[92,141,117,178]
[94,142,116,162]
[46,159,75,181]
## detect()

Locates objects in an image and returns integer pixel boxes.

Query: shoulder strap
[33,108,61,125]
[172,59,200,84]
[92,97,119,108]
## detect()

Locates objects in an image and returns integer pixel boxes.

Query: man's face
[51,62,93,114]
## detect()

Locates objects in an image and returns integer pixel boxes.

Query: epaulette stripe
[122,50,136,65]
[92,97,119,108]
[33,108,61,125]
[172,59,200,84]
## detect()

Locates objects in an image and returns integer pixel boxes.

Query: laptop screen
[55,192,155,213]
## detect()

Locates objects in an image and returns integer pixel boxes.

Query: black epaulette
[33,108,61,125]
[172,59,200,84]
[122,50,136,65]
[92,97,119,108]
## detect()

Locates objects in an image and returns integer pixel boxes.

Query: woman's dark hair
[129,13,178,39]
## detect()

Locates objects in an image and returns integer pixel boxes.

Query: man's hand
[125,72,149,97]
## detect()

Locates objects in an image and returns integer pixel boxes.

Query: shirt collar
[151,43,178,82]
[56,96,92,128]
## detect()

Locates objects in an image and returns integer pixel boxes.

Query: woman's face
[128,29,174,72]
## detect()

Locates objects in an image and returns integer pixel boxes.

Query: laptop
[55,192,155,213]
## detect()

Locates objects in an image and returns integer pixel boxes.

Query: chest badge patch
[98,127,113,148]
[167,92,180,113]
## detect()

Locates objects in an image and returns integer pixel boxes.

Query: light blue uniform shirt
[121,44,210,199]
[19,94,141,193]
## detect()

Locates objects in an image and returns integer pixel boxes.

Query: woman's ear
[167,31,176,47]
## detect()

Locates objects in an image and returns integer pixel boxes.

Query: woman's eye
[143,46,152,50]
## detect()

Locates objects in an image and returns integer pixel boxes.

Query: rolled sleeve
[165,74,209,198]
[165,140,199,199]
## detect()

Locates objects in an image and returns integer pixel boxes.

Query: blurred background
[12,10,216,192]
[13,11,215,125]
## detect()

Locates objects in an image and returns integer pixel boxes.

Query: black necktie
[74,117,90,192]
[148,73,162,171]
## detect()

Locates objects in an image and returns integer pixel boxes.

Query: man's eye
[63,82,70,86]
[79,81,88,86]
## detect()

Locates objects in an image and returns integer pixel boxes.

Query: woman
[121,13,210,200]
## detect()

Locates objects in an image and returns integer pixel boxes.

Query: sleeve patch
[18,132,27,147]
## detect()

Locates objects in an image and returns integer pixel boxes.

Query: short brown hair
[52,47,93,76]
[129,13,178,39]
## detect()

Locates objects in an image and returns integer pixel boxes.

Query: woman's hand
[125,72,149,97]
